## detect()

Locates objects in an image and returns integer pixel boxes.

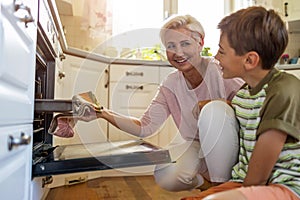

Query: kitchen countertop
[67,47,300,70]
[65,47,171,67]
[276,64,300,70]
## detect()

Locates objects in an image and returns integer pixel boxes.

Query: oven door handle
[8,132,31,151]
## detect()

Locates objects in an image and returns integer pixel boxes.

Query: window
[56,0,228,59]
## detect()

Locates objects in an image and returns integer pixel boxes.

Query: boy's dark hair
[218,6,288,70]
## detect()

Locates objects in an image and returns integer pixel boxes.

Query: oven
[32,0,171,180]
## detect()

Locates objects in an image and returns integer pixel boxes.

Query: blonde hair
[160,14,205,46]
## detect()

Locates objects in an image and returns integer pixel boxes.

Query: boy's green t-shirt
[231,68,300,197]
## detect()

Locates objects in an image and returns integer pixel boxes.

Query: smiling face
[215,34,245,79]
[164,28,203,73]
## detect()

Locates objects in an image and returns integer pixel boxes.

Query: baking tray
[32,140,171,177]
[35,99,73,112]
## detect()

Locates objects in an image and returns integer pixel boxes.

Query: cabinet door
[283,0,300,21]
[54,55,109,145]
[0,0,37,125]
[255,0,275,9]
[0,125,32,200]
[54,45,65,99]
[109,82,160,144]
[109,65,180,147]
[110,64,160,83]
[109,64,160,144]
[271,0,284,13]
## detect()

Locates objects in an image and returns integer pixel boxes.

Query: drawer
[110,64,159,83]
[109,82,159,114]
[0,124,32,200]
[0,125,32,161]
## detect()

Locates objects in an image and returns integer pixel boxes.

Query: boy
[182,6,300,200]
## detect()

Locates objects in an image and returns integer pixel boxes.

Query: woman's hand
[192,99,232,119]
[192,100,211,119]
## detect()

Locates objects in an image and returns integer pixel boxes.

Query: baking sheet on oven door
[53,140,157,160]
[33,139,171,177]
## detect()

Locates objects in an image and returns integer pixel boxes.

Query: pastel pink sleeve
[139,86,172,137]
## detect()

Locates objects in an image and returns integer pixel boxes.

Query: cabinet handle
[58,71,65,79]
[104,69,109,88]
[284,2,289,17]
[126,84,143,90]
[125,71,144,77]
[59,53,66,61]
[8,132,31,151]
[14,0,35,27]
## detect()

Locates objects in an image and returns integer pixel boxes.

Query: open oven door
[32,138,171,177]
[32,99,171,177]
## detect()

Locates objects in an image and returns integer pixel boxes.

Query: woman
[51,15,244,191]
[96,15,243,191]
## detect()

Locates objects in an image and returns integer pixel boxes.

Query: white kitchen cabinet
[0,0,37,126]
[262,0,300,21]
[255,0,283,11]
[255,0,300,21]
[282,0,300,21]
[0,1,37,200]
[53,54,109,145]
[0,125,33,200]
[109,81,160,143]
[237,0,287,19]
[54,44,65,99]
[109,64,179,147]
[109,64,160,144]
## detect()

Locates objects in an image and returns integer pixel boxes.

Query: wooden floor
[45,176,200,200]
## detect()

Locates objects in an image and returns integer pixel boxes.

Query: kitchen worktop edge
[65,47,172,67]
[276,64,300,70]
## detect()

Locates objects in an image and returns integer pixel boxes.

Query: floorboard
[45,175,200,200]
